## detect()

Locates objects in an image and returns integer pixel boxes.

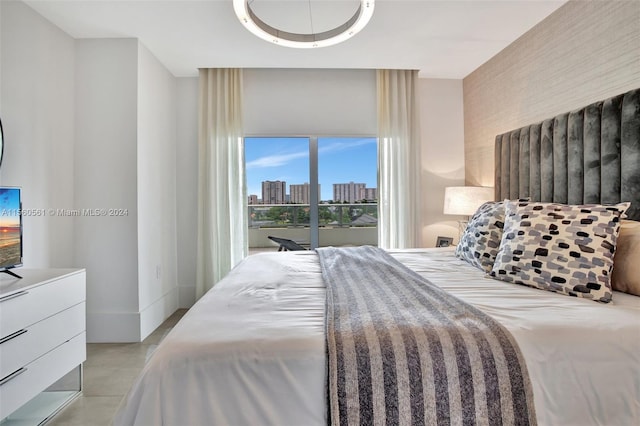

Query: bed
[114,88,640,425]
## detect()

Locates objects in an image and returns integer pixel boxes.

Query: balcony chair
[268,236,308,251]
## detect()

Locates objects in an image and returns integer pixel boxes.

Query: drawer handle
[0,329,28,345]
[0,290,29,303]
[0,367,27,386]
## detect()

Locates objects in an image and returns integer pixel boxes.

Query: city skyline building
[262,180,286,204]
[360,187,378,201]
[333,182,366,203]
[251,180,377,204]
[290,183,321,204]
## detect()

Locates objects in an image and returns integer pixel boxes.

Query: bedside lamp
[444,186,494,237]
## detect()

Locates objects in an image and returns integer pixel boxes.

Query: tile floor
[48,309,187,426]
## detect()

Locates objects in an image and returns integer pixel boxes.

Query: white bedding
[114,248,640,426]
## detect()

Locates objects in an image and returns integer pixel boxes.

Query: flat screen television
[0,187,23,278]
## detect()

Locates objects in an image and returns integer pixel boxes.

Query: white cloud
[247,138,375,170]
[246,151,308,169]
[318,137,376,154]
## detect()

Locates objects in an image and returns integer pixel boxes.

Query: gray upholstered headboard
[495,88,640,221]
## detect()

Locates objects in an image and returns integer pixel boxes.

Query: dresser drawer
[0,332,86,419]
[0,302,86,379]
[0,272,85,337]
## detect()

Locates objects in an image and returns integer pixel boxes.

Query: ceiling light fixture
[233,0,375,48]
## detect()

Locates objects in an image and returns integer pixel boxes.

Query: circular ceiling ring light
[233,0,375,48]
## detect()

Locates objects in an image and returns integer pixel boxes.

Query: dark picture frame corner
[435,236,454,248]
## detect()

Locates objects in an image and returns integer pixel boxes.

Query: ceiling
[24,0,567,78]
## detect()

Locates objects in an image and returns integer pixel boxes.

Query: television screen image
[0,187,22,271]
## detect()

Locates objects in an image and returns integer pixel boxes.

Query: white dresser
[0,269,86,422]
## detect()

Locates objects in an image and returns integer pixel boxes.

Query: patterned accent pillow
[455,200,529,272]
[490,201,630,303]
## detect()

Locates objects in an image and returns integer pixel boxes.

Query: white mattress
[114,248,640,426]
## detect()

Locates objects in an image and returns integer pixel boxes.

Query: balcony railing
[248,203,377,228]
[248,203,378,249]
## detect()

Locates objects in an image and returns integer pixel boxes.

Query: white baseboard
[87,288,179,343]
[139,289,179,341]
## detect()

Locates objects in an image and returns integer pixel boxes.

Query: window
[246,136,377,249]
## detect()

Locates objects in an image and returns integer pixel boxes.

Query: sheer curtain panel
[377,69,423,248]
[196,68,247,299]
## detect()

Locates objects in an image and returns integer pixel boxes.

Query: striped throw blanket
[317,246,536,426]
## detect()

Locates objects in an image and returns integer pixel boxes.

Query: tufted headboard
[494,88,640,220]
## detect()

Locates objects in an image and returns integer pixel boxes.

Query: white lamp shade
[443,186,494,216]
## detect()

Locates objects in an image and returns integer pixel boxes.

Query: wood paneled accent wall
[463,0,640,188]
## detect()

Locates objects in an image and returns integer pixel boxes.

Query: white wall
[244,68,377,136]
[0,0,76,267]
[75,39,181,342]
[175,77,198,308]
[137,43,178,339]
[75,38,140,342]
[419,79,465,246]
[2,2,181,341]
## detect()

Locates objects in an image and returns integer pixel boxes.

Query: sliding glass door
[317,137,378,247]
[245,136,377,251]
[246,137,312,249]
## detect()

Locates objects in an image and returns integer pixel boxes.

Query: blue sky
[245,137,377,201]
[0,188,20,227]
